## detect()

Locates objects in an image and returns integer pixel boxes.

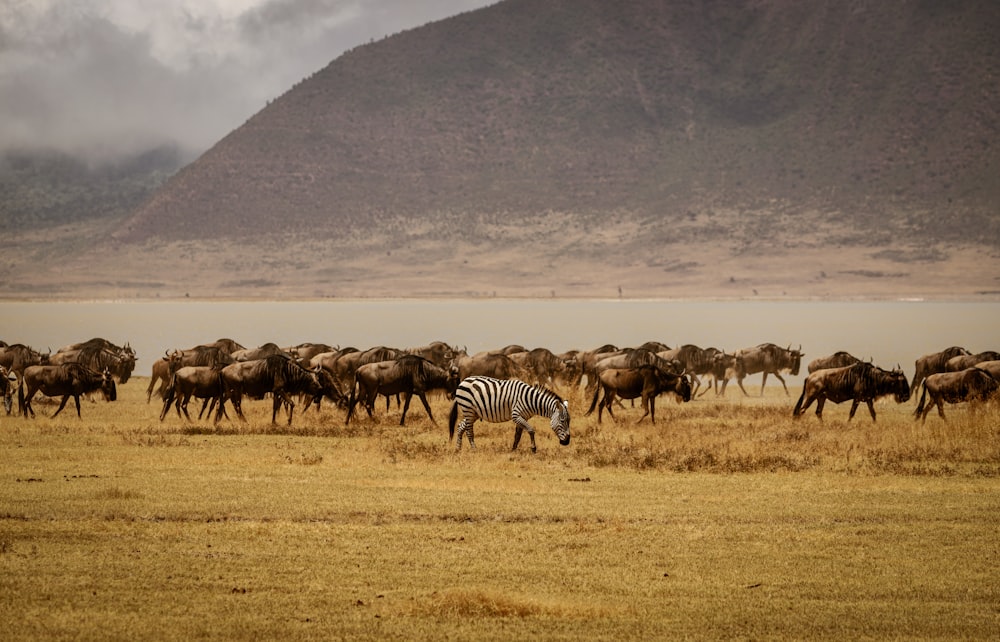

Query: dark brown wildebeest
[215,355,324,425]
[49,345,136,383]
[200,338,245,355]
[345,355,460,426]
[573,344,620,387]
[914,368,999,423]
[404,341,458,369]
[589,349,683,397]
[704,351,745,397]
[792,362,910,422]
[910,346,970,395]
[586,365,692,424]
[658,345,717,397]
[160,365,226,422]
[807,351,862,374]
[19,363,117,418]
[147,346,235,402]
[1,365,15,414]
[725,343,804,396]
[636,341,671,353]
[509,347,567,387]
[1,344,51,414]
[975,360,1000,380]
[945,351,1000,372]
[452,350,528,381]
[554,350,581,387]
[231,342,289,362]
[331,346,403,390]
[285,342,335,361]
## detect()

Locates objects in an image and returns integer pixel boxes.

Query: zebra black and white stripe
[448,376,570,452]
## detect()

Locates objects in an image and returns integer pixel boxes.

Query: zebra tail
[913,382,927,419]
[448,401,458,441]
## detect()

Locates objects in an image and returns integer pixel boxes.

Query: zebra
[448,376,571,452]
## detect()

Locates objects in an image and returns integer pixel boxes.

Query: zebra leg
[455,418,477,451]
[511,416,536,452]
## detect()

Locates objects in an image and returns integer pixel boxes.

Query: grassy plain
[2,379,999,640]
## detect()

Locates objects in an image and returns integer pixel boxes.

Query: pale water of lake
[2,300,997,384]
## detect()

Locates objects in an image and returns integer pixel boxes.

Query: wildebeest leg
[848,399,860,421]
[771,372,789,396]
[637,393,654,425]
[49,394,74,418]
[601,389,617,424]
[759,372,769,396]
[736,376,750,397]
[403,392,437,427]
[865,400,877,422]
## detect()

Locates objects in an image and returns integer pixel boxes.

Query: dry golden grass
[2,379,999,640]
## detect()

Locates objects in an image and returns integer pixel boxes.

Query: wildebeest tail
[792,385,806,418]
[448,401,459,441]
[913,382,928,419]
[585,383,601,416]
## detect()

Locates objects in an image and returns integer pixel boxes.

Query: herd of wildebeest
[1,338,999,448]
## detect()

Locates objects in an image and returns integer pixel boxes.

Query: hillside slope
[3,0,999,299]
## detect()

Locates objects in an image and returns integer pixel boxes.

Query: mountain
[4,0,999,299]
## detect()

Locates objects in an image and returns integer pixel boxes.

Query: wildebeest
[725,343,803,396]
[914,368,999,423]
[215,355,324,425]
[807,351,862,374]
[1,365,15,414]
[146,346,235,402]
[19,363,117,418]
[285,342,335,361]
[910,346,970,395]
[658,345,717,396]
[573,344,620,387]
[452,350,528,381]
[588,349,683,397]
[49,345,136,383]
[945,351,1000,372]
[508,347,568,388]
[586,365,692,424]
[0,343,50,385]
[345,355,459,426]
[404,341,458,369]
[974,360,1000,380]
[231,342,289,362]
[331,346,404,390]
[55,338,136,379]
[792,362,910,422]
[159,365,227,422]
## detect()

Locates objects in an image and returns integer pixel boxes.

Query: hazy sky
[0,0,495,162]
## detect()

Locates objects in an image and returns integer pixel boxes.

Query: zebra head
[550,399,570,446]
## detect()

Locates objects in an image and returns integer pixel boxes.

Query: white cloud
[0,0,494,161]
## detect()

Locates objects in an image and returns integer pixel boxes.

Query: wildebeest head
[676,374,693,402]
[787,345,804,376]
[886,366,910,403]
[100,368,118,402]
